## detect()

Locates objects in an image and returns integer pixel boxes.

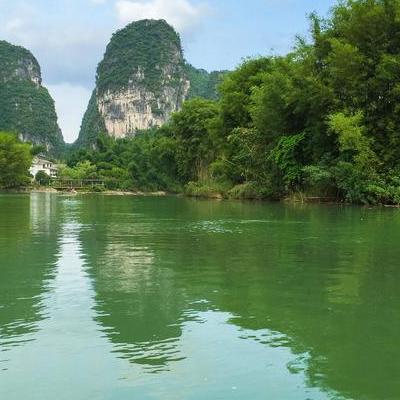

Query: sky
[0,0,335,143]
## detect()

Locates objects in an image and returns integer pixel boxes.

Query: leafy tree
[31,144,47,156]
[219,57,271,132]
[0,132,32,188]
[67,0,400,204]
[327,111,384,203]
[268,133,306,191]
[35,170,51,186]
[170,98,220,182]
[185,64,228,100]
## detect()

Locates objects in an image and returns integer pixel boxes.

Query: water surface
[0,194,399,399]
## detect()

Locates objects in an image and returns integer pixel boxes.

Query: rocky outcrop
[76,20,190,146]
[77,19,225,147]
[0,41,41,86]
[0,40,64,154]
[97,65,190,139]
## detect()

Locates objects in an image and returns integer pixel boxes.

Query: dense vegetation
[0,40,41,83]
[67,0,400,204]
[0,132,32,189]
[0,41,64,155]
[0,81,64,154]
[185,64,228,100]
[77,20,227,147]
[75,90,106,148]
[96,19,185,95]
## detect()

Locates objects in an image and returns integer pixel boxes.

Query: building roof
[32,156,58,169]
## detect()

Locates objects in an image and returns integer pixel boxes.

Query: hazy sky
[0,0,334,143]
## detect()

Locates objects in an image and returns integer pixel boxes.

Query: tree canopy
[68,0,400,204]
[0,132,32,189]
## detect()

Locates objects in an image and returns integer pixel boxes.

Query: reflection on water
[79,208,186,372]
[0,194,60,354]
[1,194,400,399]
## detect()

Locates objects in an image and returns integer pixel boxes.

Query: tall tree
[0,132,32,188]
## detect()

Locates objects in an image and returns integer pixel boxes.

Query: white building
[30,157,58,178]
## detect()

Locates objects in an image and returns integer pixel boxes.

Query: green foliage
[35,170,51,186]
[75,91,106,148]
[77,22,226,148]
[329,112,366,153]
[224,127,269,184]
[219,57,272,132]
[66,130,182,192]
[126,131,181,191]
[58,161,97,180]
[31,145,47,156]
[0,40,40,82]
[227,182,273,200]
[72,1,400,204]
[268,133,306,189]
[96,20,184,95]
[184,180,230,198]
[302,165,335,196]
[0,132,32,189]
[0,81,64,154]
[0,41,64,155]
[326,111,386,203]
[185,64,228,100]
[171,98,220,182]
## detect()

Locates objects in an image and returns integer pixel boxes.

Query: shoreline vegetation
[2,1,400,206]
[0,186,385,207]
[2,183,400,207]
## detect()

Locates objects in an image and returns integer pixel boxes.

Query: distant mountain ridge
[0,40,64,154]
[76,19,227,147]
[185,64,228,101]
[0,22,227,151]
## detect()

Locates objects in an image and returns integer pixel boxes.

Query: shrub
[35,170,51,186]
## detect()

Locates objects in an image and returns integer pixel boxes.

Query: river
[0,193,399,399]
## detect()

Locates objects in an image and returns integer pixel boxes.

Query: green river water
[0,193,399,399]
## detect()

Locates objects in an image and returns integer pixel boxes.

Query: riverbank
[33,188,168,197]
[3,185,400,207]
[0,187,168,197]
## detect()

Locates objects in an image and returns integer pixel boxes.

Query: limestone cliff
[0,40,64,154]
[97,64,190,138]
[77,20,190,146]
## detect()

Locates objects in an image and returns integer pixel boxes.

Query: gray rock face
[97,65,190,138]
[13,58,41,86]
[77,19,190,145]
[77,19,226,147]
[0,40,41,85]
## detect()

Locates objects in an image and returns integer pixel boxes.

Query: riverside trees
[67,0,400,204]
[0,132,32,189]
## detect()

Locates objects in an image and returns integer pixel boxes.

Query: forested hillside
[77,20,190,145]
[77,20,227,147]
[66,0,400,204]
[185,64,228,100]
[0,41,64,155]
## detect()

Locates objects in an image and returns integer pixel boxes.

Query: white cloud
[46,83,92,143]
[0,0,210,142]
[115,0,208,33]
[0,2,111,81]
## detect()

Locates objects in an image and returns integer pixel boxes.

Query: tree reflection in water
[0,194,60,353]
[78,196,400,399]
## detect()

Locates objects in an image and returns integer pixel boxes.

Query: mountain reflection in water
[1,194,399,400]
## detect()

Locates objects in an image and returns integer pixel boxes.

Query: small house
[30,156,58,178]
